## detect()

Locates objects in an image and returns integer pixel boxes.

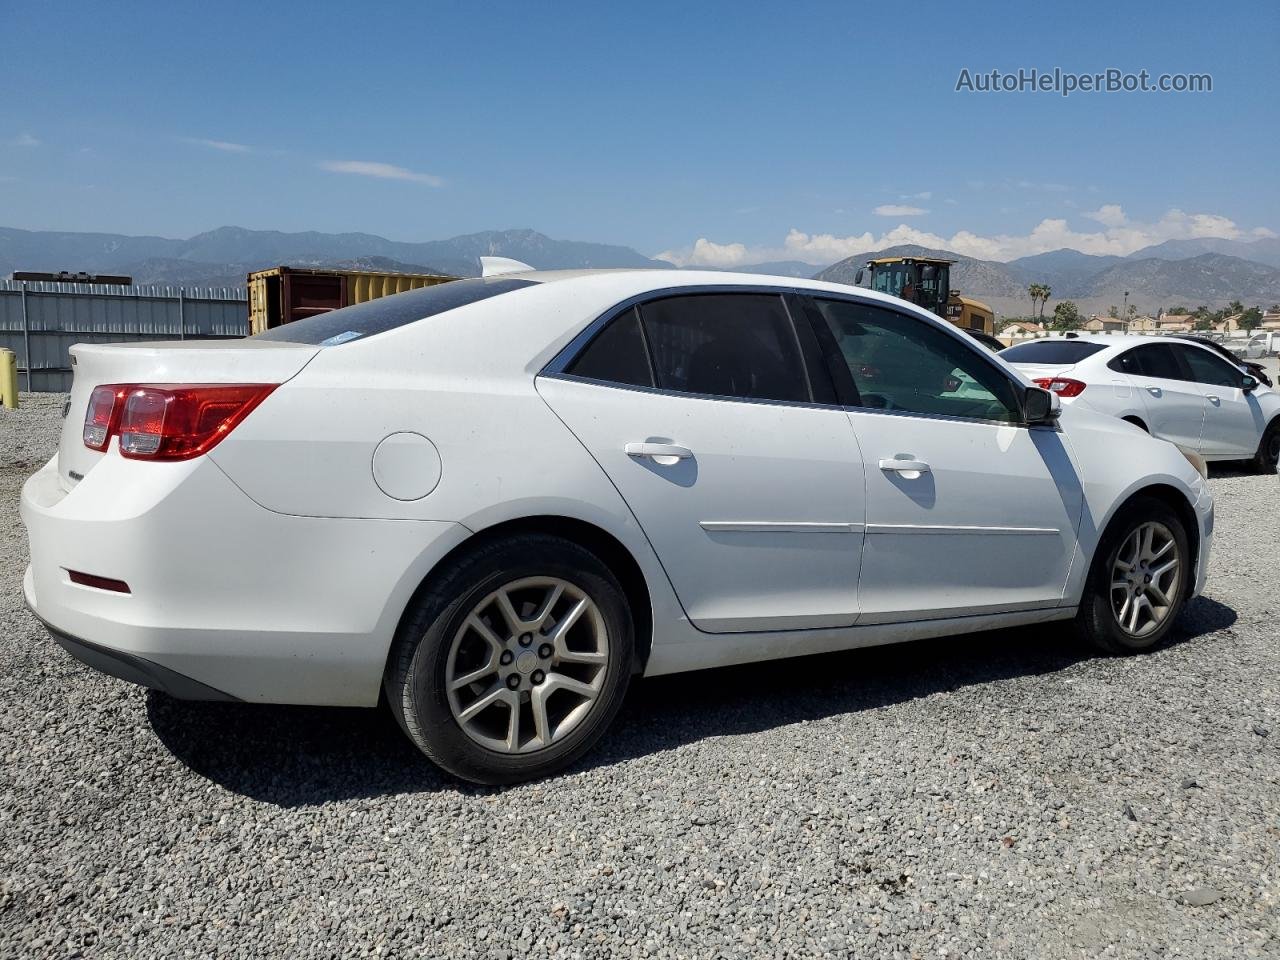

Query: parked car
[1229,331,1280,360]
[22,268,1214,784]
[1170,334,1272,388]
[1001,335,1280,472]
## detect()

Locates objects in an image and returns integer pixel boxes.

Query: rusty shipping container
[246,266,456,335]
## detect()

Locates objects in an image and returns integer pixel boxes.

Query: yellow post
[0,348,17,409]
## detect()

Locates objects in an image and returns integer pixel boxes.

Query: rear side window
[638,294,811,403]
[567,307,654,387]
[1110,344,1183,379]
[999,340,1107,364]
[252,277,537,345]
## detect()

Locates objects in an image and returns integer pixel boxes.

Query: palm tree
[1027,283,1051,322]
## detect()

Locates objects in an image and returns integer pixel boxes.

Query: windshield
[252,277,537,345]
[1000,340,1108,364]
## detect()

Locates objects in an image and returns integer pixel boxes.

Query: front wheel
[1250,419,1280,474]
[1076,496,1189,655]
[385,535,634,785]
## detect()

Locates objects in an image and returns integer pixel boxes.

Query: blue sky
[1,0,1276,264]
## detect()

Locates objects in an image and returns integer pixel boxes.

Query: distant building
[1261,310,1280,331]
[1212,313,1243,334]
[1128,315,1160,332]
[1084,315,1127,333]
[1153,312,1194,332]
[1000,320,1042,337]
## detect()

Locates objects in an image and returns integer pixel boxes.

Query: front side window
[810,298,1021,422]
[636,294,811,403]
[1179,345,1244,387]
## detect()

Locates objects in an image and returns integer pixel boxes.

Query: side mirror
[1242,375,1258,393]
[854,268,865,285]
[1023,386,1061,425]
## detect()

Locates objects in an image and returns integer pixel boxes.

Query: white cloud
[184,137,251,153]
[11,132,40,147]
[874,204,928,217]
[1084,203,1126,227]
[655,206,1276,267]
[900,191,932,201]
[318,159,443,186]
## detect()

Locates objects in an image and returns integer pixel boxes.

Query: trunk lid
[59,339,319,487]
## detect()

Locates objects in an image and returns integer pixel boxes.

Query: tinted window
[812,299,1021,422]
[566,307,654,387]
[1115,344,1183,380]
[1000,340,1108,364]
[253,278,536,345]
[637,294,810,403]
[1179,345,1244,387]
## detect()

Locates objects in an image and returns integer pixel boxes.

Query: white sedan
[1000,335,1280,472]
[22,265,1213,783]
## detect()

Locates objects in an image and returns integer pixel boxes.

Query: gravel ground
[1,394,1277,959]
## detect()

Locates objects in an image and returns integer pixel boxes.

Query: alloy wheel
[1109,521,1181,638]
[445,577,609,753]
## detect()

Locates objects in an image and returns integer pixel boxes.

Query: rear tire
[1076,495,1189,655]
[385,535,634,785]
[1250,419,1280,474]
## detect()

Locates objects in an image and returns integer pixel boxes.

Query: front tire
[385,535,634,785]
[1076,495,1189,655]
[1250,419,1280,474]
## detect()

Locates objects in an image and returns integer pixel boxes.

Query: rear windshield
[999,340,1108,364]
[252,277,537,345]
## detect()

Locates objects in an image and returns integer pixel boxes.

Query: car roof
[505,266,919,310]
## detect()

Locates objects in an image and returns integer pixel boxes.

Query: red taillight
[83,385,127,450]
[82,384,276,460]
[1033,376,1087,398]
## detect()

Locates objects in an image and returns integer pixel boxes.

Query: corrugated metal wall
[0,280,248,392]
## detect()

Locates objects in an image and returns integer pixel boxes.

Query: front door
[538,292,866,633]
[803,296,1083,622]
[1175,343,1265,456]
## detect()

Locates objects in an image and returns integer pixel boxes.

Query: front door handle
[626,442,693,461]
[1145,385,1162,396]
[1206,395,1221,404]
[878,458,931,474]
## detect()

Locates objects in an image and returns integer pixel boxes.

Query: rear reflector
[68,570,131,594]
[82,384,276,460]
[1033,376,1087,398]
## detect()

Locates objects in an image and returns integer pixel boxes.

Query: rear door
[1111,343,1206,449]
[1175,343,1264,455]
[538,291,866,633]
[803,296,1083,623]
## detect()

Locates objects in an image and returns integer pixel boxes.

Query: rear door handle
[1206,395,1221,404]
[625,442,693,461]
[1145,385,1162,396]
[878,458,931,474]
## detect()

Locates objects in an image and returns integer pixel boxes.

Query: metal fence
[0,280,248,392]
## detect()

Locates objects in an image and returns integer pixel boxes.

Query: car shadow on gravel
[146,596,1236,805]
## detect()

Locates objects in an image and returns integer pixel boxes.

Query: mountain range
[3,225,1279,317]
[817,242,1280,317]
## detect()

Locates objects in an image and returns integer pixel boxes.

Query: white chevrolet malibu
[1001,335,1280,472]
[22,265,1214,783]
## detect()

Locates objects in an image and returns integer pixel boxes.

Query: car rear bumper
[20,453,470,706]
